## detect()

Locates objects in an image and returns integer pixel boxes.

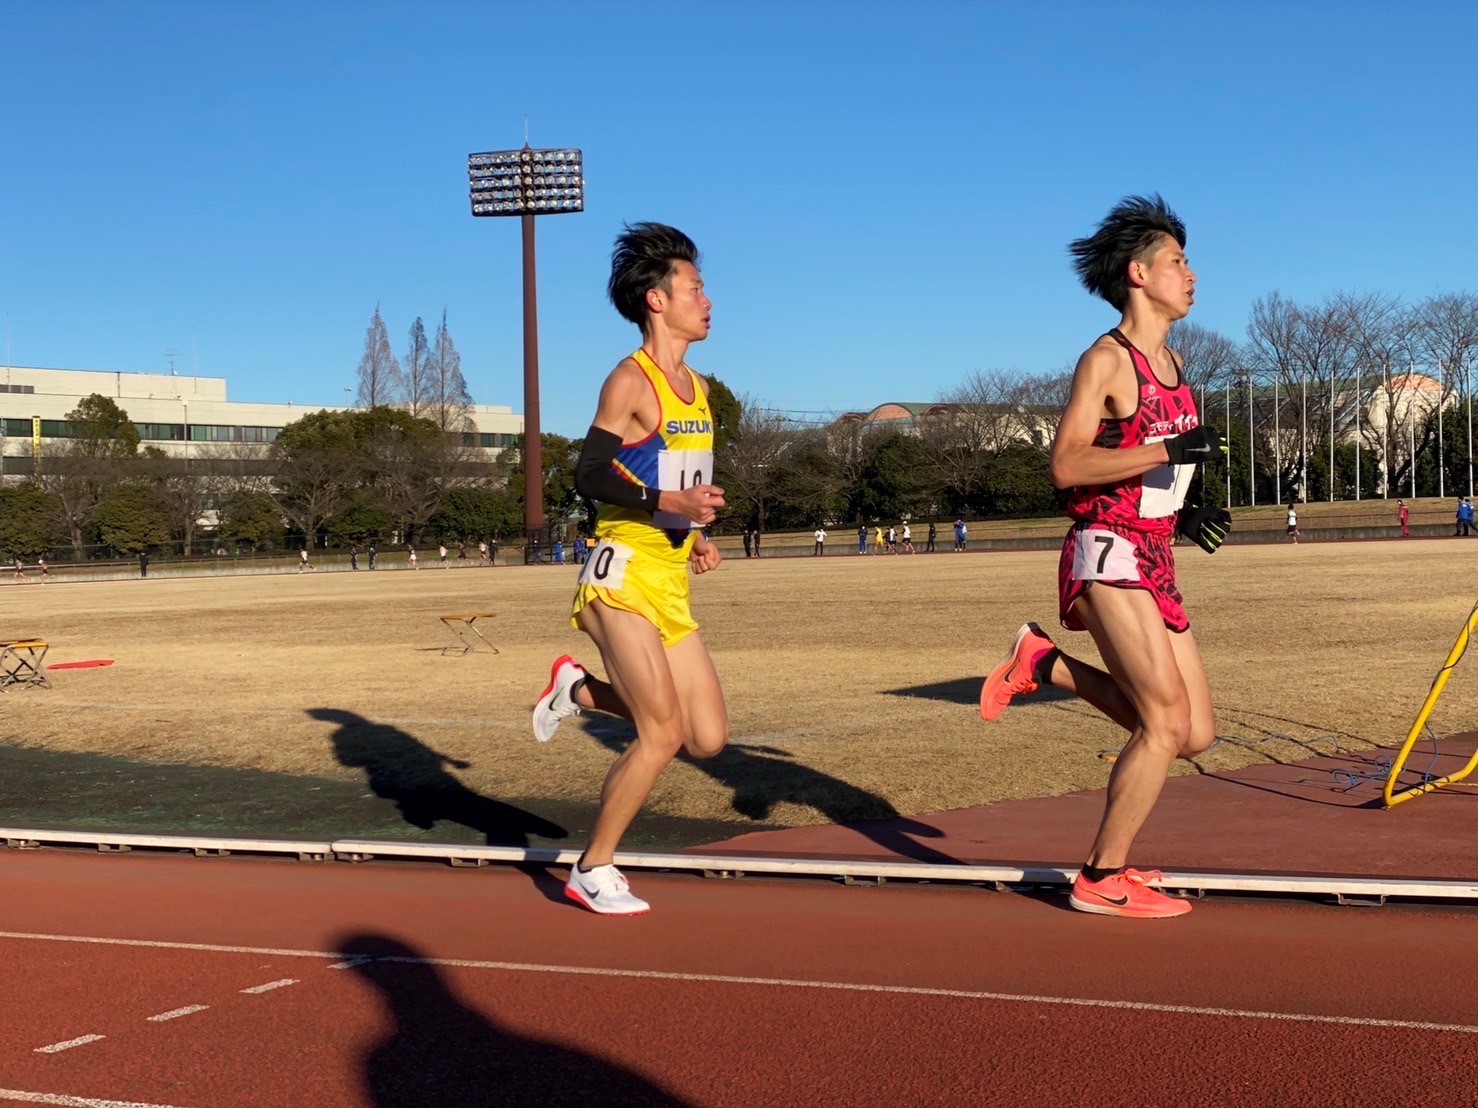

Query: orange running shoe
[980,622,1055,721]
[1068,868,1192,919]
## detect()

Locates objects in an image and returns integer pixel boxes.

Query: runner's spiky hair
[1068,195,1186,312]
[608,222,701,330]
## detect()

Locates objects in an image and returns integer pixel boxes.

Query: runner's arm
[1048,345,1173,489]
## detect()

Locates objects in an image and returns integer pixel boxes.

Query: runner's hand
[661,484,725,525]
[1176,502,1232,554]
[689,535,722,575]
[1164,426,1226,467]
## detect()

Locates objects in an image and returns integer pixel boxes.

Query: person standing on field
[814,526,826,556]
[1286,505,1300,543]
[979,195,1230,920]
[1396,499,1409,538]
[530,222,728,916]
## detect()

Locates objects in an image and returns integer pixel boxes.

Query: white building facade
[0,364,523,477]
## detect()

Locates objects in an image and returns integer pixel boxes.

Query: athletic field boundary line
[3,827,1476,903]
[2,929,1477,1038]
[0,1089,186,1108]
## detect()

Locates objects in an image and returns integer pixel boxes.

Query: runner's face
[653,260,711,342]
[1137,236,1196,319]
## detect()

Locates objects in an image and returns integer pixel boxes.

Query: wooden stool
[440,613,498,656]
[0,639,51,689]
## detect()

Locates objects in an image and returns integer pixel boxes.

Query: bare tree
[354,305,405,409]
[922,370,1030,507]
[1337,292,1415,496]
[1170,320,1241,403]
[425,309,474,433]
[403,317,432,418]
[719,399,793,533]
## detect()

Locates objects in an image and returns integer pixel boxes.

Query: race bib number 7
[1070,528,1140,582]
[653,447,714,530]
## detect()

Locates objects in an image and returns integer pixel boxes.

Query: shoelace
[1120,868,1163,886]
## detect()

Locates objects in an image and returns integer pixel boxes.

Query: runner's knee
[683,720,728,760]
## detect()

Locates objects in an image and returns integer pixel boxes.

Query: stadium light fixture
[469,145,585,562]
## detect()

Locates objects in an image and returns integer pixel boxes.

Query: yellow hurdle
[1384,601,1478,808]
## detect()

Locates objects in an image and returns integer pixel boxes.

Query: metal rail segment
[3,828,1475,907]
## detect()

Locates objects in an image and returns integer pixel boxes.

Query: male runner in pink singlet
[980,195,1230,919]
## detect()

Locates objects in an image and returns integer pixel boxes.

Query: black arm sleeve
[575,426,663,512]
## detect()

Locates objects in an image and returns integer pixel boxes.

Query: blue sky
[4,1,1476,436]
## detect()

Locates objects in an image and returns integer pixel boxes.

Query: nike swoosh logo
[1093,891,1129,906]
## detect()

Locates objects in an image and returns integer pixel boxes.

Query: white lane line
[0,1090,187,1108]
[33,1035,105,1054]
[146,1005,209,1022]
[2,929,1474,1036]
[239,979,296,994]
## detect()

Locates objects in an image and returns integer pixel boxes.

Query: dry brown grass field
[3,537,1476,832]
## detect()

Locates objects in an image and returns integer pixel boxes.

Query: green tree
[859,433,936,522]
[97,482,171,554]
[978,443,1058,518]
[429,485,524,541]
[504,433,582,528]
[216,489,283,551]
[68,394,141,457]
[704,373,742,456]
[0,484,65,557]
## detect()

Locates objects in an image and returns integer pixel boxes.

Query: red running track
[1,849,1476,1107]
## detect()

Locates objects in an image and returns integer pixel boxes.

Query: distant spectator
[138,551,149,578]
[350,544,360,571]
[1459,497,1474,537]
[857,523,868,554]
[368,543,378,570]
[813,527,826,556]
[1397,499,1409,538]
[573,534,588,564]
[953,518,967,551]
[752,530,761,557]
[926,520,937,553]
[742,528,753,558]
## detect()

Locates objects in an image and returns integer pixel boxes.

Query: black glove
[1177,502,1232,554]
[1163,426,1226,466]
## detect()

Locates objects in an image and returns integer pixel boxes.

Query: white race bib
[578,539,634,590]
[1070,528,1140,582]
[653,447,714,530]
[1141,436,1196,519]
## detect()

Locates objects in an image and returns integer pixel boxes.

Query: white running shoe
[564,863,650,916]
[532,655,585,743]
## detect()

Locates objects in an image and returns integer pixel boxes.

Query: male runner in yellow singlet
[532,222,727,915]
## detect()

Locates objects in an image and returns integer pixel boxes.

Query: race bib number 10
[653,447,715,530]
[578,539,633,590]
[1070,528,1140,582]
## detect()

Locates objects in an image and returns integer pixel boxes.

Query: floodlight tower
[468,144,584,562]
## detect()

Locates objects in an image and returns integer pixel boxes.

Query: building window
[239,426,280,443]
[189,425,238,442]
[3,419,31,436]
[40,420,79,438]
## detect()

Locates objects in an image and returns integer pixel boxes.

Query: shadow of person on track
[579,718,953,863]
[883,676,1074,707]
[310,707,568,847]
[338,933,689,1108]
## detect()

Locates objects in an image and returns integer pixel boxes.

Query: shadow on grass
[883,676,1074,707]
[581,719,953,863]
[310,708,567,846]
[339,933,688,1107]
